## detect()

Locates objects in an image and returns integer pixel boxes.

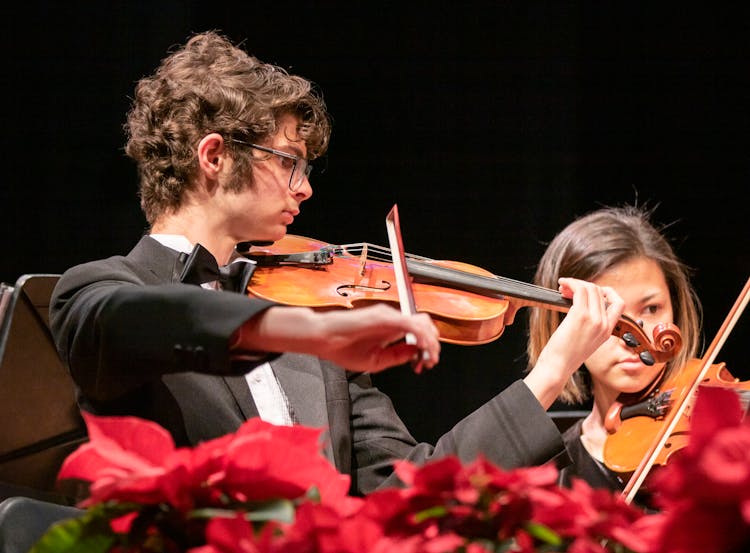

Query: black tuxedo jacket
[50,236,565,494]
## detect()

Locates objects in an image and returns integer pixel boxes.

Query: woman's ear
[197,133,226,179]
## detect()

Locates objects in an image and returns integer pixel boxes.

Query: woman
[527,205,702,492]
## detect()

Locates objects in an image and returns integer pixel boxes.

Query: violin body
[245,235,510,345]
[603,358,747,474]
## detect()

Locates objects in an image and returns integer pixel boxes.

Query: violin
[602,275,750,504]
[603,359,749,473]
[236,234,681,365]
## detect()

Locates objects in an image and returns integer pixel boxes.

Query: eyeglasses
[230,138,312,191]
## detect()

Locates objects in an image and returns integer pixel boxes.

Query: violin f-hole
[336,281,392,297]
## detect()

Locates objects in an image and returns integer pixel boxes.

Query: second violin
[603,275,750,503]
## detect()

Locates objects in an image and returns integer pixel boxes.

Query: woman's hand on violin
[524,277,625,409]
[236,303,441,373]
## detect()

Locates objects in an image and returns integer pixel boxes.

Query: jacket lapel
[224,374,261,420]
[272,354,334,463]
[127,235,188,284]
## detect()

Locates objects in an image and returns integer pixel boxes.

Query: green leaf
[29,502,145,553]
[412,505,448,523]
[29,515,115,553]
[244,500,295,523]
[525,521,563,546]
[305,485,321,503]
[192,499,296,524]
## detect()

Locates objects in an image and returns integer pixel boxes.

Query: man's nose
[294,175,313,200]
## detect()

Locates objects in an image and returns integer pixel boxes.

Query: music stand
[0,275,86,503]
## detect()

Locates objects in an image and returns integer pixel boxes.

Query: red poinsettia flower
[532,478,651,552]
[217,420,354,511]
[59,413,352,513]
[44,412,661,553]
[58,411,201,509]
[354,454,653,553]
[193,502,378,553]
[652,386,750,506]
[647,385,750,553]
[189,514,261,553]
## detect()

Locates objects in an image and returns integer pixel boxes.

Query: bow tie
[179,243,256,293]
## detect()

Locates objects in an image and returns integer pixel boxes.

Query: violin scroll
[651,322,683,359]
[612,317,682,366]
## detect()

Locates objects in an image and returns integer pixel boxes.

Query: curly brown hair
[124,31,331,224]
[527,205,702,404]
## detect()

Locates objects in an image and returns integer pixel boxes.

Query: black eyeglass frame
[230,138,312,191]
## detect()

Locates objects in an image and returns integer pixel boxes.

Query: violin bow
[385,204,427,373]
[622,274,750,503]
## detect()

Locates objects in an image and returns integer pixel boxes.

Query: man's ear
[197,133,226,179]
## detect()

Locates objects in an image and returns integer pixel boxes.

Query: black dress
[557,420,659,511]
[557,419,627,491]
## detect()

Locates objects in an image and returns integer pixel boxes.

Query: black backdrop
[2,2,748,443]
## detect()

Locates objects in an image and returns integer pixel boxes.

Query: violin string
[334,242,563,300]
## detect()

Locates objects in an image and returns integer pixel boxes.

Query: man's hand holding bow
[231,303,441,373]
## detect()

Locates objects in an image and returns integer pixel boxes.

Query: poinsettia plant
[30,385,750,553]
[643,385,750,553]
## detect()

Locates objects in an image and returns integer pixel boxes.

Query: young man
[50,31,624,495]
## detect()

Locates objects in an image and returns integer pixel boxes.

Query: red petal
[689,386,743,453]
[82,412,176,464]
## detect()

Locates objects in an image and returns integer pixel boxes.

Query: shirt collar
[150,234,194,255]
[150,233,252,265]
